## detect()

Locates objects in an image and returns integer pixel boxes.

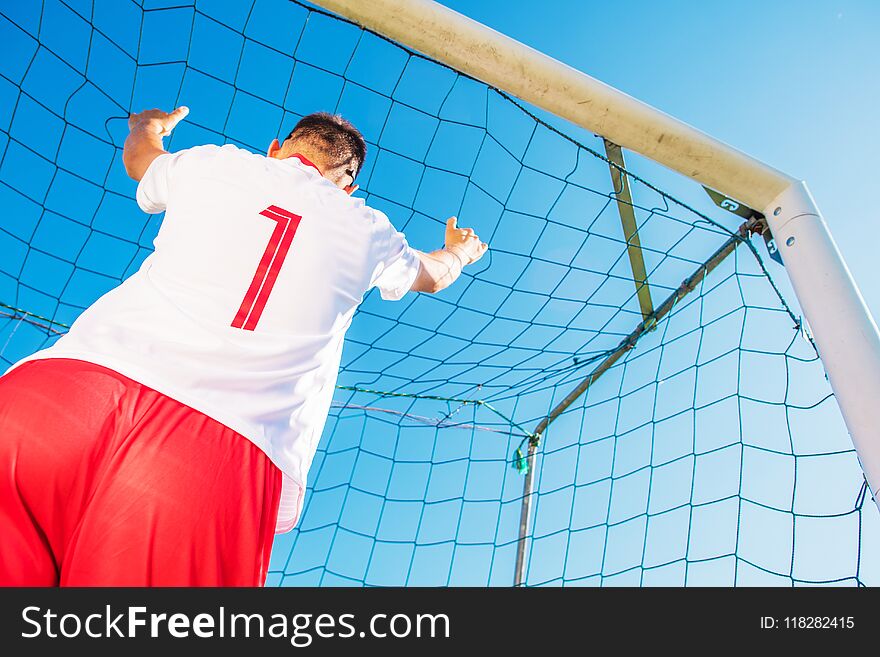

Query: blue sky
[0,0,877,586]
[439,0,880,315]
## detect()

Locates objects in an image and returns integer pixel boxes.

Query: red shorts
[0,358,281,586]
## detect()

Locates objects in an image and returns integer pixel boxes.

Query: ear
[343,184,359,196]
[267,138,282,158]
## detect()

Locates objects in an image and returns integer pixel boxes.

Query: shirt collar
[288,152,322,176]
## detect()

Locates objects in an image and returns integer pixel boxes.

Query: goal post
[1,0,875,587]
[311,0,880,512]
[311,0,795,210]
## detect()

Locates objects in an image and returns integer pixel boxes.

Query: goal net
[0,0,877,586]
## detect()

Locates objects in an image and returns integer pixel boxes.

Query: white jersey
[11,144,421,532]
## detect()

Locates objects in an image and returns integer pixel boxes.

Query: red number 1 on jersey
[231,205,302,331]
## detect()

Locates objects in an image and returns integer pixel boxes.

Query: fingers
[129,106,190,137]
[458,236,488,264]
[446,218,476,241]
[471,241,489,263]
[161,105,189,134]
[443,216,489,265]
[169,105,189,118]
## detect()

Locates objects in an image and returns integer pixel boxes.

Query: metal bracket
[703,186,757,218]
[704,186,783,266]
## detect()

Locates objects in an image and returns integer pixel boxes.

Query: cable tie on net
[513,447,529,475]
[511,431,542,475]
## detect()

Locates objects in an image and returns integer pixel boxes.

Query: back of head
[284,112,367,187]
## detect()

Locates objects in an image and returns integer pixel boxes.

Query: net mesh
[0,0,877,586]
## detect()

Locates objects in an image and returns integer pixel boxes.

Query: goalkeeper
[0,107,487,586]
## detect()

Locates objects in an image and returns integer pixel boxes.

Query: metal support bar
[513,221,753,585]
[513,440,537,587]
[536,221,751,438]
[603,139,654,320]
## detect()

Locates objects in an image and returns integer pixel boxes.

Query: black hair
[286,112,367,181]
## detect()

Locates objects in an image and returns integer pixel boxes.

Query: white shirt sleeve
[135,145,221,214]
[369,210,421,301]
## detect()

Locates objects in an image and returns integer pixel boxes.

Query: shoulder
[177,143,265,167]
[361,203,392,230]
[345,203,397,244]
[308,179,384,227]
[155,144,224,173]
[176,143,225,160]
[362,206,413,260]
[365,206,404,238]
[179,143,274,179]
[216,142,257,158]
[209,143,262,164]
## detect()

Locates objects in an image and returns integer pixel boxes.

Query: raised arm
[122,106,189,182]
[410,217,488,294]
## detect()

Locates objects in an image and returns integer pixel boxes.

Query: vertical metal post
[514,440,537,587]
[765,182,880,507]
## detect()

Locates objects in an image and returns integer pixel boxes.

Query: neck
[289,152,323,175]
[282,144,327,173]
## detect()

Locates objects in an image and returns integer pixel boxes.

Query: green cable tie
[513,447,529,475]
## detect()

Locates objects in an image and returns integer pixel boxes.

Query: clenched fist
[445,216,488,266]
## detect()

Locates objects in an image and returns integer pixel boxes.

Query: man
[0,107,487,586]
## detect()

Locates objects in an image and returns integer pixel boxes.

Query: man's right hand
[444,216,488,265]
[409,217,489,295]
